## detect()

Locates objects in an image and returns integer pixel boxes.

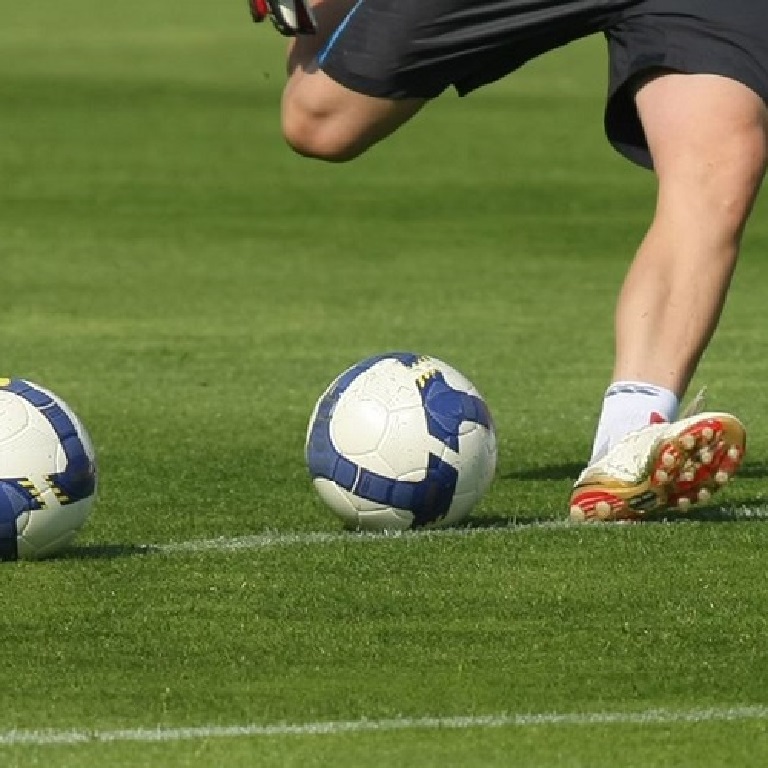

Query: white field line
[152,505,768,555]
[155,521,569,554]
[2,706,768,747]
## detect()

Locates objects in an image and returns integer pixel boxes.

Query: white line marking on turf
[152,505,768,555]
[155,521,568,554]
[2,706,768,747]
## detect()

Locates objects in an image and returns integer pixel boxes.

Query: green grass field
[2,3,768,766]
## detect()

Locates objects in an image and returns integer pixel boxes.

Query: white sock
[589,381,680,463]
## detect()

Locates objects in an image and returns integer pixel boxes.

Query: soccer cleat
[248,0,317,36]
[569,412,746,522]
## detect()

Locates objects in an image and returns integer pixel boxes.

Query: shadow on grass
[644,501,768,524]
[1,543,156,564]
[501,463,583,482]
[61,543,157,560]
[468,505,768,528]
[733,462,768,479]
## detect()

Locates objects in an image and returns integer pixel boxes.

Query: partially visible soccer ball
[0,379,97,561]
[305,353,497,531]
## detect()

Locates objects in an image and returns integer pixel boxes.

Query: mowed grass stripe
[3,706,768,747]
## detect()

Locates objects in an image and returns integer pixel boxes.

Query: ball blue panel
[0,480,39,562]
[418,371,494,451]
[4,379,96,504]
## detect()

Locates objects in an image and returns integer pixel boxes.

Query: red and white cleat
[569,412,746,522]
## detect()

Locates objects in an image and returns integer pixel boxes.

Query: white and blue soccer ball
[306,353,497,531]
[0,379,97,561]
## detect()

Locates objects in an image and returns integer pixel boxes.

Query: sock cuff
[606,381,679,403]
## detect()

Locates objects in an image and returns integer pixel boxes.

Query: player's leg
[571,71,765,521]
[276,0,627,162]
[280,0,427,161]
[614,72,767,397]
[588,73,767,461]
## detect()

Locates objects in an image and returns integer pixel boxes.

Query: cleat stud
[681,471,695,482]
[677,497,691,511]
[727,446,741,461]
[655,469,669,483]
[698,488,711,503]
[700,449,713,465]
[702,427,715,441]
[662,453,676,468]
[715,471,729,485]
[681,435,696,450]
[595,501,612,517]
[569,506,586,522]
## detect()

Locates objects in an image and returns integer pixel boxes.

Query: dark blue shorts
[319,0,768,168]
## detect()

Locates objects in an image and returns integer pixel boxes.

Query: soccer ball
[306,353,497,531]
[0,378,97,561]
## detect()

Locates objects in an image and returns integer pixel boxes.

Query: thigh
[637,73,767,173]
[606,0,768,168]
[635,72,767,226]
[282,63,427,159]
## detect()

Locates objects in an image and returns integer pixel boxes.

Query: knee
[281,101,365,163]
[664,123,767,241]
[711,128,767,236]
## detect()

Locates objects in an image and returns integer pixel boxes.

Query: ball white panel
[17,499,92,560]
[0,392,30,442]
[331,393,389,455]
[0,399,59,477]
[357,508,414,531]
